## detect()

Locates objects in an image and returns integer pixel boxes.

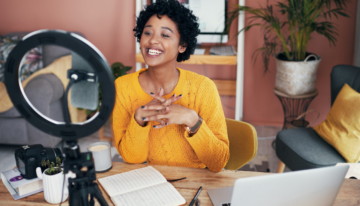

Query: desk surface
[1,162,359,206]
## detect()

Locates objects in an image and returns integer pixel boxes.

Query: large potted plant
[226,0,350,95]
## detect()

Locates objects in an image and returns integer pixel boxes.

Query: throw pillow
[0,34,43,82]
[313,83,360,163]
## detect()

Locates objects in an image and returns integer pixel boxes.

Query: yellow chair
[224,118,258,170]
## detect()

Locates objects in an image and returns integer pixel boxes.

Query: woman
[113,0,229,172]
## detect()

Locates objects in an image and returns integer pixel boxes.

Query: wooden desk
[1,162,359,205]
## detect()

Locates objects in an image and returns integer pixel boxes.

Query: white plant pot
[275,54,321,96]
[36,167,69,204]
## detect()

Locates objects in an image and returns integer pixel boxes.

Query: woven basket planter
[275,54,321,96]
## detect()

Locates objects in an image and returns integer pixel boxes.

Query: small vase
[36,167,69,204]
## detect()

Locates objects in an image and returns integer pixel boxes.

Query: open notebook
[98,166,186,206]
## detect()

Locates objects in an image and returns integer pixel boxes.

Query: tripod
[63,140,108,206]
[60,69,108,205]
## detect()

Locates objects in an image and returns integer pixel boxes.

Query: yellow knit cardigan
[113,68,229,172]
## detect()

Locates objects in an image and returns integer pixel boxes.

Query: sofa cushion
[0,107,21,118]
[25,73,64,104]
[276,128,346,171]
[0,118,27,144]
[43,45,71,68]
[314,84,360,163]
[0,32,43,82]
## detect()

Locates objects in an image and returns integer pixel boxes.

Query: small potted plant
[41,157,62,175]
[36,157,69,204]
[226,0,350,95]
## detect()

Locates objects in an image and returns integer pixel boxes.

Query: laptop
[207,165,349,206]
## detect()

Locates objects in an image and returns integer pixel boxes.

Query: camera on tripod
[5,30,113,205]
[14,144,63,179]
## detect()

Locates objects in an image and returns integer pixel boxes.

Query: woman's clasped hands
[134,87,199,129]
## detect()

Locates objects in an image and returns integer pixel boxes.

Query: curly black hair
[133,0,200,62]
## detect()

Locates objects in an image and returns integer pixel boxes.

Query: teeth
[148,49,162,55]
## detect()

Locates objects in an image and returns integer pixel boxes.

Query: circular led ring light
[4,30,115,140]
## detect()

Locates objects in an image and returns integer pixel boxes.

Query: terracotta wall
[0,0,136,73]
[0,0,357,126]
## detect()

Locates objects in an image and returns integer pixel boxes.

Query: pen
[189,186,202,206]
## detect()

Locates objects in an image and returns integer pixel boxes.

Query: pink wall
[0,0,357,126]
[0,0,136,72]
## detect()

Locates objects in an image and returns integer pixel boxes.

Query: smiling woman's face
[140,14,186,67]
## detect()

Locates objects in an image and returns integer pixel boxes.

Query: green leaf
[225,0,350,70]
[85,109,93,116]
[336,11,349,17]
[41,159,46,167]
[111,62,132,80]
[56,157,61,165]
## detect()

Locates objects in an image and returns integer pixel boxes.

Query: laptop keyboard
[222,203,231,206]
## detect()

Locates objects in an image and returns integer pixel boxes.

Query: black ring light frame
[4,30,115,141]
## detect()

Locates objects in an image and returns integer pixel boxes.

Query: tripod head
[64,140,94,176]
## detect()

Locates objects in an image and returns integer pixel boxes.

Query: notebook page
[98,166,167,197]
[111,182,186,206]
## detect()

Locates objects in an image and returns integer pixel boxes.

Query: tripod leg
[69,193,77,206]
[90,194,95,206]
[69,186,80,206]
[89,183,109,206]
[80,188,89,206]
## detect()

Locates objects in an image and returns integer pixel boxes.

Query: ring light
[4,30,115,141]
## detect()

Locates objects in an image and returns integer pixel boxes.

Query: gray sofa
[0,32,84,147]
[275,65,360,170]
